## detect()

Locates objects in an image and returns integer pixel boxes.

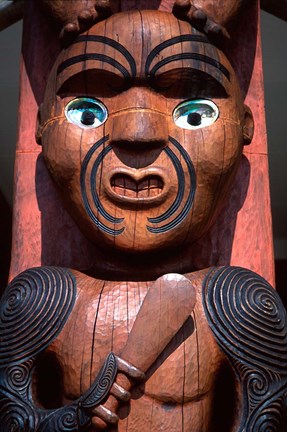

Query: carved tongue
[111,174,163,198]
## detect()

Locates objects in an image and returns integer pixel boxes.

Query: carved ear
[35,104,43,146]
[243,104,254,146]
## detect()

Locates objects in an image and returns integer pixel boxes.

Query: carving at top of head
[36,10,254,275]
[39,0,249,42]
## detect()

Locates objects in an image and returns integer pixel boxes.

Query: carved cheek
[167,121,236,183]
[42,120,85,188]
[194,120,242,181]
[173,120,243,239]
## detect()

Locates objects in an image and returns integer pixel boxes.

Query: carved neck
[86,244,197,281]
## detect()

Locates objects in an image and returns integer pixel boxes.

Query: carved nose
[110,110,168,152]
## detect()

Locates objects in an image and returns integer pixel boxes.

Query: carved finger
[60,14,98,42]
[59,22,80,41]
[91,415,109,430]
[173,0,229,42]
[191,8,207,26]
[59,2,112,42]
[116,356,146,381]
[94,0,113,14]
[172,0,191,13]
[92,404,119,425]
[110,382,131,402]
[78,8,97,24]
[173,1,203,22]
[182,5,207,27]
[173,2,209,33]
[204,19,230,41]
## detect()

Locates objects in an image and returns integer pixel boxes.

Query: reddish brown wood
[9,0,274,284]
[2,1,285,431]
[174,0,246,24]
[35,10,254,281]
[45,269,222,431]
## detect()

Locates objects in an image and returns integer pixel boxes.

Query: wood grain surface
[2,2,283,430]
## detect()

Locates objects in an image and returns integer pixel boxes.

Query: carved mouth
[103,168,170,207]
[111,174,164,198]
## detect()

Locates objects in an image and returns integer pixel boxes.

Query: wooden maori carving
[1,3,287,432]
[38,0,251,41]
[36,10,253,276]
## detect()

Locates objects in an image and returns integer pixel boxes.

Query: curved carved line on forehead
[148,52,230,82]
[57,53,131,79]
[73,35,137,77]
[145,34,209,74]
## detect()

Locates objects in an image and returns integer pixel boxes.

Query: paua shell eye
[65,98,108,129]
[173,99,219,130]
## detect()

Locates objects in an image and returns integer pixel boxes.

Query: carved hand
[173,0,230,42]
[39,0,247,43]
[0,267,145,432]
[90,273,196,430]
[84,355,145,431]
[39,0,120,41]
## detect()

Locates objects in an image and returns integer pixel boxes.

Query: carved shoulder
[0,266,77,367]
[203,266,287,431]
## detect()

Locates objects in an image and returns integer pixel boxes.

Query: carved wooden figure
[1,2,287,432]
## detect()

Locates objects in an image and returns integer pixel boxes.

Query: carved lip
[103,167,170,206]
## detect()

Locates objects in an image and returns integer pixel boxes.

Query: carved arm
[0,267,144,431]
[0,268,196,431]
[203,266,287,431]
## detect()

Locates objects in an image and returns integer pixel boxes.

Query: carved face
[38,10,253,255]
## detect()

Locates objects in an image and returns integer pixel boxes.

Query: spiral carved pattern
[0,395,37,431]
[37,354,118,431]
[235,362,281,407]
[247,393,287,431]
[0,267,76,367]
[80,352,117,409]
[203,267,287,374]
[39,405,83,432]
[5,359,35,399]
[248,372,271,401]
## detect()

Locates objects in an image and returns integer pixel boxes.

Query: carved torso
[1,265,286,431]
[46,271,226,431]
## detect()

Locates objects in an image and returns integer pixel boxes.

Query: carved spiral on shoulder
[5,359,35,399]
[0,395,37,431]
[247,370,273,400]
[0,267,76,367]
[203,267,287,374]
[248,395,287,431]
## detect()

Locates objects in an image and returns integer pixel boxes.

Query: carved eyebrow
[145,34,230,82]
[57,35,136,79]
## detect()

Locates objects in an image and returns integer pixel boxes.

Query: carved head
[37,10,253,258]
